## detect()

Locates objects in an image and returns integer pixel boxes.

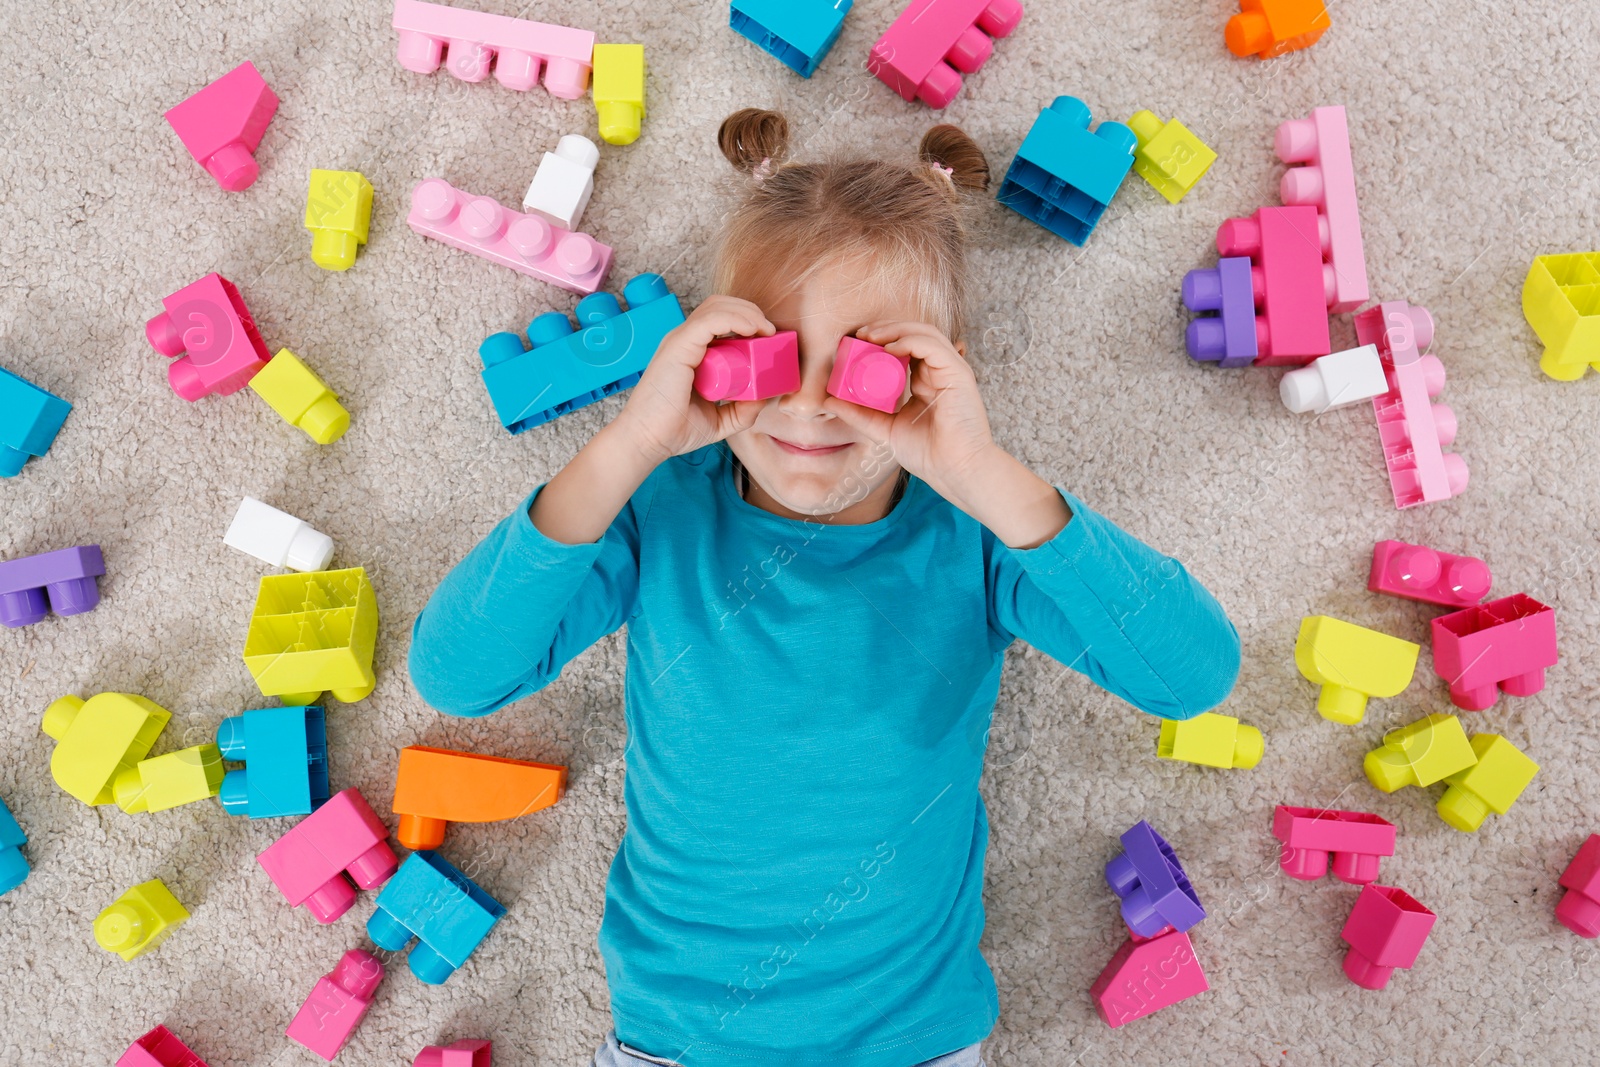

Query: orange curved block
[392,745,566,850]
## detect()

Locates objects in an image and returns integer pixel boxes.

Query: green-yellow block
[1437,734,1539,832]
[1157,712,1263,769]
[43,693,171,806]
[305,169,373,271]
[95,879,189,961]
[1295,615,1419,725]
[594,43,645,146]
[1522,251,1600,381]
[244,567,378,705]
[249,348,350,445]
[113,743,225,814]
[1364,713,1478,792]
[1128,110,1217,204]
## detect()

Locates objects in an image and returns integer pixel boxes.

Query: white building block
[1280,343,1388,414]
[224,496,334,572]
[522,134,599,231]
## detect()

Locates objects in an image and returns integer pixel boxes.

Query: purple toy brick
[1105,820,1206,937]
[0,545,106,628]
[1183,256,1260,368]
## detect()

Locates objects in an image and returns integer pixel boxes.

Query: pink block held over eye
[696,332,801,402]
[827,337,909,413]
[164,62,279,192]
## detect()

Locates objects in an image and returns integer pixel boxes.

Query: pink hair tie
[931,162,954,180]
[753,156,776,183]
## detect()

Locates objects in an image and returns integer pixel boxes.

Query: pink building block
[257,788,400,924]
[1369,540,1492,609]
[1215,205,1331,365]
[1430,593,1558,711]
[1089,929,1209,1028]
[1356,300,1469,509]
[118,1026,211,1067]
[164,62,279,192]
[392,0,595,99]
[145,273,273,401]
[408,178,612,296]
[867,0,1024,109]
[415,1039,493,1066]
[1340,884,1436,989]
[1557,834,1600,937]
[1271,805,1395,885]
[827,336,909,413]
[287,949,384,1061]
[695,331,801,402]
[1275,105,1369,313]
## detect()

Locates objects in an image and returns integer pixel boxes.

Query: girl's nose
[776,341,837,419]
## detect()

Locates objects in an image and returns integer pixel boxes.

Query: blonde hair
[712,109,989,344]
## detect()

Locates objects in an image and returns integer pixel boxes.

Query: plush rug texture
[3,0,1600,1064]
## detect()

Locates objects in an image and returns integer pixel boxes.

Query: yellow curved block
[1364,713,1477,793]
[43,693,171,806]
[593,44,645,146]
[305,169,373,271]
[1437,734,1539,832]
[114,743,225,814]
[95,879,189,961]
[249,349,350,445]
[1157,712,1262,769]
[1128,111,1217,204]
[243,567,378,704]
[1522,252,1600,381]
[1294,616,1418,725]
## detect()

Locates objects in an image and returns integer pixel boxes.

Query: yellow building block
[95,879,189,961]
[1294,616,1419,725]
[1364,713,1478,792]
[249,349,350,445]
[43,693,171,806]
[305,169,374,272]
[1157,712,1263,769]
[244,567,378,704]
[1127,111,1217,204]
[113,743,225,814]
[1437,734,1540,832]
[1523,252,1600,381]
[593,43,645,146]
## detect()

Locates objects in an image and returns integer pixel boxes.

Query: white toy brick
[522,134,599,231]
[1280,343,1387,414]
[224,497,334,572]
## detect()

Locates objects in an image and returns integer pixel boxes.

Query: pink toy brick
[1356,300,1469,509]
[1089,929,1209,1027]
[695,331,801,402]
[146,273,273,401]
[827,336,909,413]
[867,0,1024,109]
[287,949,384,1061]
[392,0,595,99]
[1368,540,1491,609]
[408,178,613,296]
[1340,884,1436,989]
[257,788,399,924]
[164,62,279,192]
[1557,834,1600,937]
[1271,805,1395,885]
[1215,205,1331,365]
[1430,593,1558,711]
[416,1039,493,1066]
[118,1026,211,1067]
[1275,105,1369,313]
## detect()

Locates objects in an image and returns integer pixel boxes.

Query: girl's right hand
[612,295,775,464]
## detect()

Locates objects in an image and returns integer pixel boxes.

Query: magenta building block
[1215,205,1331,365]
[164,62,279,191]
[118,1025,211,1067]
[1340,884,1436,989]
[415,1039,493,1066]
[0,545,105,628]
[868,0,1023,108]
[256,788,399,924]
[1182,256,1262,368]
[392,0,595,98]
[1430,593,1558,711]
[408,178,612,295]
[826,336,909,413]
[1089,929,1208,1027]
[1104,820,1205,937]
[1557,834,1600,937]
[145,273,274,401]
[1271,805,1395,885]
[696,331,801,401]
[287,949,384,1061]
[1276,105,1369,314]
[1368,540,1492,609]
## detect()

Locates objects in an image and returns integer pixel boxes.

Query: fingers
[821,395,895,443]
[714,398,767,440]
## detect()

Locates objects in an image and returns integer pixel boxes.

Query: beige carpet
[4,0,1600,1063]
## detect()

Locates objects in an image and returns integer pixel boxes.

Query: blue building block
[997,96,1138,246]
[367,850,506,984]
[0,794,28,895]
[215,705,330,818]
[729,0,852,78]
[0,366,71,477]
[478,272,686,435]
[1104,820,1205,937]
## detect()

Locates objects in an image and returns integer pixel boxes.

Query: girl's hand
[613,295,774,464]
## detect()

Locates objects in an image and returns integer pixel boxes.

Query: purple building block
[0,545,105,628]
[1105,820,1206,937]
[1183,256,1260,368]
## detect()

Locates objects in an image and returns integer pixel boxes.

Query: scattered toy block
[1364,712,1477,793]
[1430,593,1557,711]
[696,331,802,402]
[827,336,909,413]
[868,0,1023,108]
[225,497,335,573]
[1356,300,1469,508]
[0,794,28,896]
[593,43,646,145]
[730,0,850,78]
[997,96,1136,245]
[43,692,172,806]
[305,169,374,271]
[1182,257,1260,368]
[248,348,351,445]
[1215,205,1331,365]
[1105,820,1205,937]
[0,545,106,628]
[0,366,71,477]
[1368,540,1491,609]
[95,879,189,961]
[1437,734,1539,832]
[478,272,685,433]
[523,135,599,231]
[1523,251,1600,381]
[243,568,378,705]
[392,745,566,851]
[1340,884,1435,989]
[1276,105,1368,313]
[257,788,399,924]
[1279,344,1387,413]
[368,850,506,984]
[1225,0,1329,59]
[1090,929,1208,1027]
[216,705,331,818]
[287,949,384,1061]
[1557,835,1600,937]
[164,61,278,191]
[1156,712,1262,769]
[1294,615,1418,725]
[1127,111,1216,203]
[114,743,225,814]
[1272,805,1395,884]
[118,1025,212,1067]
[415,1039,493,1066]
[145,273,273,401]
[392,0,595,98]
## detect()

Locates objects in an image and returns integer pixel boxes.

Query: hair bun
[919,124,990,192]
[718,109,791,174]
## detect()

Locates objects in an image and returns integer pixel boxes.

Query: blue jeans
[590,1031,985,1067]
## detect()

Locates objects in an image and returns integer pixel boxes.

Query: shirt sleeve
[985,488,1240,721]
[406,478,652,718]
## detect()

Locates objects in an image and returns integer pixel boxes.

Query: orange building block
[391,745,566,851]
[1225,0,1330,59]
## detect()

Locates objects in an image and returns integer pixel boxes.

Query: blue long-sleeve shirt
[408,443,1239,1067]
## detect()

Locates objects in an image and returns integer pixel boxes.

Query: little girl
[409,109,1240,1067]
